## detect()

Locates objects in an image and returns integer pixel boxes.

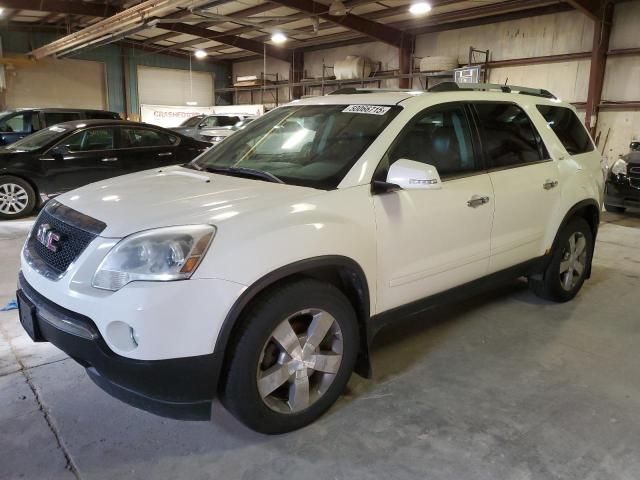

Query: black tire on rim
[221,278,359,434]
[529,217,593,302]
[604,204,626,214]
[0,176,37,220]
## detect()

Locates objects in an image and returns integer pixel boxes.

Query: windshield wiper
[202,166,284,184]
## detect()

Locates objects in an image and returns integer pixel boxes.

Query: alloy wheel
[256,308,343,414]
[559,231,587,291]
[0,183,29,216]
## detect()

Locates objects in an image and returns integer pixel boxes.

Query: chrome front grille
[24,202,106,280]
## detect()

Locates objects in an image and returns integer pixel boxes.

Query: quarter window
[61,128,115,151]
[536,105,594,155]
[385,103,478,178]
[474,102,548,169]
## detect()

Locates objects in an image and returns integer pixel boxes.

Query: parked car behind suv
[604,144,640,213]
[17,84,603,434]
[0,119,208,219]
[199,116,256,145]
[170,113,247,141]
[0,108,120,145]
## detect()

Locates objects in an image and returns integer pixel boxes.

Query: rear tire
[0,176,37,220]
[221,279,359,434]
[604,204,626,214]
[529,217,593,302]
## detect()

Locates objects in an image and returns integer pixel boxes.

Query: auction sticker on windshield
[342,105,391,115]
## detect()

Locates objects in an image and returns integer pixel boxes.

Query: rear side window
[536,105,594,155]
[474,102,548,169]
[45,112,81,126]
[120,128,178,148]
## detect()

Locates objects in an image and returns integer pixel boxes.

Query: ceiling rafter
[0,0,120,17]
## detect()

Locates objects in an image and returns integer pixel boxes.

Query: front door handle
[467,195,490,208]
[158,152,173,157]
[543,179,559,190]
[101,157,118,162]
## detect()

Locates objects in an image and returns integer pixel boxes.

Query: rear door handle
[101,157,118,162]
[543,179,558,190]
[158,152,173,157]
[467,195,490,208]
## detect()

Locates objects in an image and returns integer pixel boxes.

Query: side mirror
[387,158,442,190]
[49,145,68,160]
[630,142,640,151]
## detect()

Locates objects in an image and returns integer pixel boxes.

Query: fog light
[106,321,139,352]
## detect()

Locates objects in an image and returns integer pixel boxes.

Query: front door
[43,126,122,193]
[471,102,561,273]
[373,103,494,313]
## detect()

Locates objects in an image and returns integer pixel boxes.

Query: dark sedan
[604,148,640,213]
[0,120,209,219]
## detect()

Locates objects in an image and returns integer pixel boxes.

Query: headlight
[611,158,628,176]
[92,225,215,291]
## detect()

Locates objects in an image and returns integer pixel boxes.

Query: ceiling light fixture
[328,0,347,16]
[194,49,207,59]
[409,2,432,15]
[271,32,287,44]
[0,8,4,15]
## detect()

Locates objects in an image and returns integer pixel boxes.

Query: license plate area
[17,291,44,342]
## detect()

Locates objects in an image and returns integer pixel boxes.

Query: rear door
[116,126,181,173]
[43,126,121,192]
[471,102,561,273]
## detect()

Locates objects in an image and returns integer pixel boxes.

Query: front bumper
[605,177,640,209]
[17,273,222,420]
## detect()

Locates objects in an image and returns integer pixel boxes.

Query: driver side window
[386,103,479,179]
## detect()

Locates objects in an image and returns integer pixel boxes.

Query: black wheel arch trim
[544,198,600,278]
[213,255,373,380]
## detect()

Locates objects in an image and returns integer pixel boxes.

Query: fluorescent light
[186,101,198,106]
[194,49,207,59]
[409,2,432,15]
[0,8,4,15]
[271,32,287,44]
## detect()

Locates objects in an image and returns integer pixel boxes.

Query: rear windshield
[180,116,204,127]
[192,104,401,189]
[536,105,594,155]
[6,125,70,152]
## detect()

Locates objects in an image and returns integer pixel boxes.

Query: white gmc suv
[17,84,604,434]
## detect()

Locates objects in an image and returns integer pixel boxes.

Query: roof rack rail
[328,87,419,95]
[428,81,557,100]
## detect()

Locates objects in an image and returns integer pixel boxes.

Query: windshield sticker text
[342,105,391,115]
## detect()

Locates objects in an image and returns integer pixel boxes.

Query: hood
[56,165,318,238]
[623,151,640,165]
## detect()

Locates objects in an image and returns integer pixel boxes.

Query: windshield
[192,104,400,189]
[180,116,204,127]
[6,125,70,152]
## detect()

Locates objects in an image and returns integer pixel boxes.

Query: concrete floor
[1,211,640,480]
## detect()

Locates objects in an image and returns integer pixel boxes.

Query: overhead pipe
[29,0,214,59]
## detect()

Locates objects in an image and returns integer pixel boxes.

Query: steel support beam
[0,0,120,17]
[159,23,292,62]
[565,0,604,20]
[268,0,411,48]
[585,1,614,133]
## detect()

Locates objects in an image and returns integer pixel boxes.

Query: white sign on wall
[140,104,215,128]
[212,104,265,117]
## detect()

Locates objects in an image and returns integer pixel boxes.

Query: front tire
[221,279,359,434]
[0,176,37,220]
[529,217,593,302]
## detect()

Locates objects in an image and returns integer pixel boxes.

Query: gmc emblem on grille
[36,224,62,253]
